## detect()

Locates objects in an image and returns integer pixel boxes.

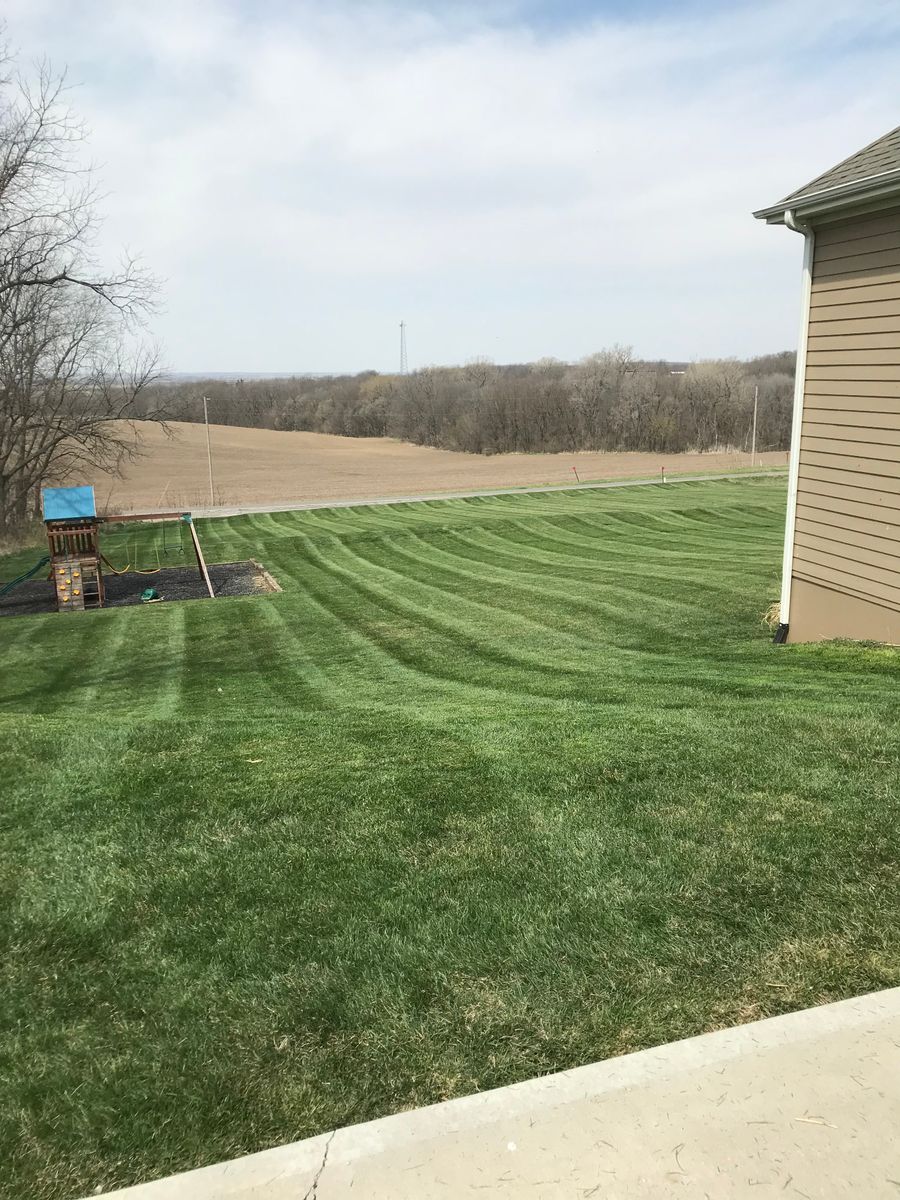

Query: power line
[399,320,408,375]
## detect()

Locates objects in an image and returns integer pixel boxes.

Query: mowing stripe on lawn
[4,476,900,1200]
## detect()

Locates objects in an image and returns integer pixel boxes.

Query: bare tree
[0,286,161,526]
[678,360,744,452]
[568,345,634,448]
[0,36,160,531]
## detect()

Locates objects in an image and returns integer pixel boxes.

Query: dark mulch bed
[0,561,278,619]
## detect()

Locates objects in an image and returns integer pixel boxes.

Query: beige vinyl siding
[795,474,900,515]
[798,462,900,501]
[809,279,900,306]
[788,578,900,643]
[804,380,900,398]
[793,206,900,624]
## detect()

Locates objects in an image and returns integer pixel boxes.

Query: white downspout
[777,208,815,637]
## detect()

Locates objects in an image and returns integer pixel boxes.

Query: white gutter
[778,208,815,636]
[753,165,900,223]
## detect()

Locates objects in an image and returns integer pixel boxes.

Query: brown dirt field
[92,422,788,513]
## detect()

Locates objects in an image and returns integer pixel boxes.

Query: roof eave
[753,169,900,225]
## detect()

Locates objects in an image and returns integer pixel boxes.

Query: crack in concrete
[302,1130,336,1200]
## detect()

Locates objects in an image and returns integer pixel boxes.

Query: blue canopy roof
[42,486,97,522]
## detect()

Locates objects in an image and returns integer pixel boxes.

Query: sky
[5,0,900,374]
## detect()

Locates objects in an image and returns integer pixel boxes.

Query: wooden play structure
[41,486,215,613]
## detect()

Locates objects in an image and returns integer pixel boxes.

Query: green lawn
[2,477,899,1199]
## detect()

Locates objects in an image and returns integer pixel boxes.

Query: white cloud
[5,0,900,370]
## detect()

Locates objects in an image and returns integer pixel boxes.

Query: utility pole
[203,396,215,506]
[400,320,408,375]
[751,385,759,468]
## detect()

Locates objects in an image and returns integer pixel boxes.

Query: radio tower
[399,320,408,375]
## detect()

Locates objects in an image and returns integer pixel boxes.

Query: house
[755,127,900,644]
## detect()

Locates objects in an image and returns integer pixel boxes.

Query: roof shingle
[780,125,900,205]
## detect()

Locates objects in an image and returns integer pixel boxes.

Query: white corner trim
[779,212,815,627]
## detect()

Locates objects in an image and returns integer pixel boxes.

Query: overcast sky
[5,0,900,374]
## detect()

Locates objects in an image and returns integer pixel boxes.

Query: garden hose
[0,556,51,598]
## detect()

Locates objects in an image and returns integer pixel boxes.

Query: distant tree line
[141,348,796,456]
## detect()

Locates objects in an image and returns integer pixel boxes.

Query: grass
[0,519,44,563]
[1,476,899,1199]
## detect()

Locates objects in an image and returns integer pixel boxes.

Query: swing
[101,523,132,574]
[101,524,162,574]
[132,528,162,574]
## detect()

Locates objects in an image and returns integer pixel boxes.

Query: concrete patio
[100,987,900,1199]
